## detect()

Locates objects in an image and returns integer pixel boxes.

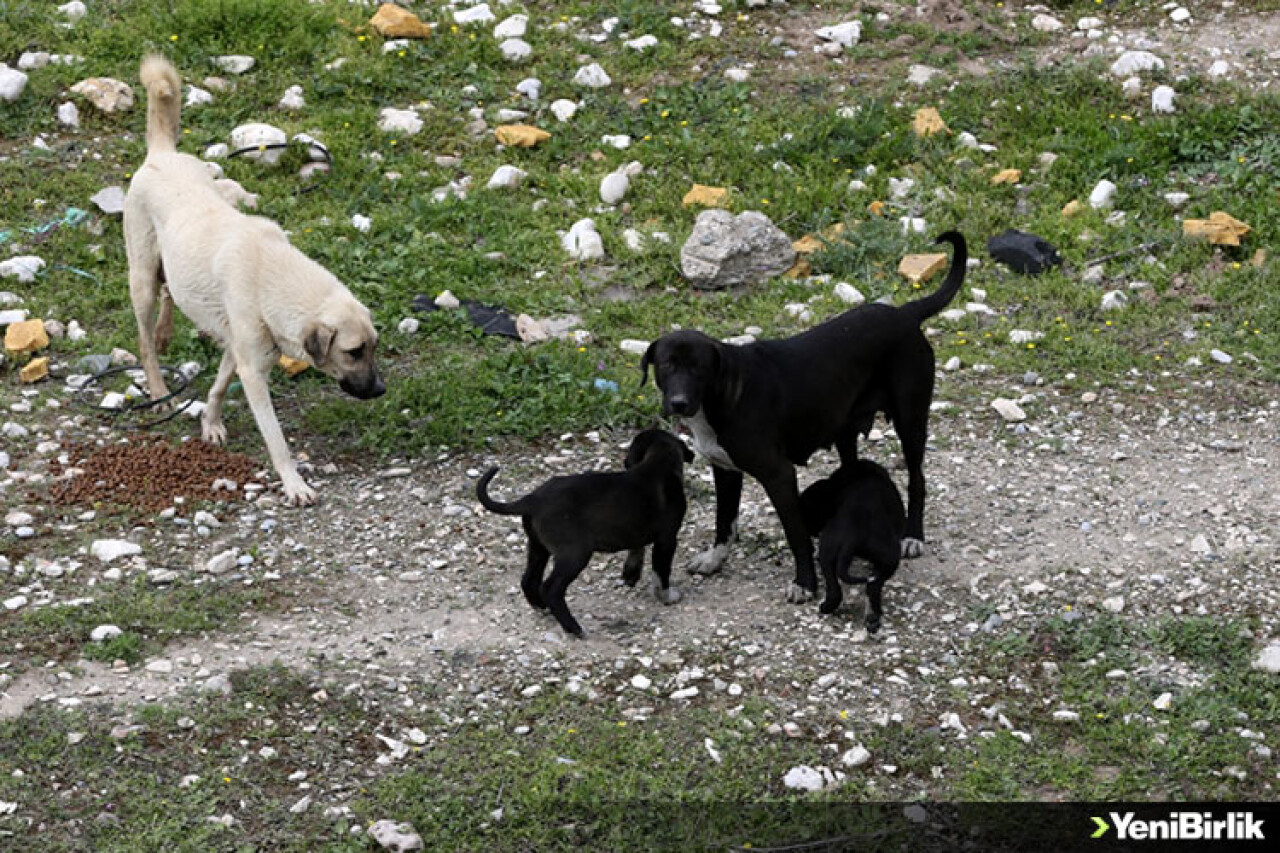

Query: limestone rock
[681,210,796,289]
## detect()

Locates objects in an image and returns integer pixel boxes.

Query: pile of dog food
[47,435,263,512]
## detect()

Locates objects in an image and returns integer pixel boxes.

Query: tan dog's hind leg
[233,346,316,506]
[154,285,174,353]
[126,228,170,401]
[201,350,237,445]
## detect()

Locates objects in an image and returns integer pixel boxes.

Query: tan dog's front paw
[282,479,317,506]
[201,418,228,446]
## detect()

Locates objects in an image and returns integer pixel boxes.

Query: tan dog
[124,56,384,505]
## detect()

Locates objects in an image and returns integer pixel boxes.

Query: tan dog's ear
[639,340,657,387]
[304,324,336,366]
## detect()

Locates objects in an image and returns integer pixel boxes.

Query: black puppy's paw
[865,613,882,634]
[819,595,842,615]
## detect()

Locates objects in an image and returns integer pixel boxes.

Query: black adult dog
[640,231,966,603]
[476,429,694,637]
[800,460,905,633]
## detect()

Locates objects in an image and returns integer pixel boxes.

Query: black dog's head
[625,428,695,470]
[639,330,724,418]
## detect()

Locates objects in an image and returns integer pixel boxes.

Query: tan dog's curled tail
[139,55,181,153]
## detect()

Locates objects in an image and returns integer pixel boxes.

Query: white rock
[4,595,29,611]
[289,795,311,815]
[991,398,1026,423]
[1008,330,1044,345]
[454,3,495,26]
[1207,59,1230,78]
[56,101,80,128]
[833,282,865,305]
[1031,14,1063,32]
[499,39,532,62]
[0,64,29,102]
[90,186,126,215]
[205,549,239,574]
[624,35,659,51]
[377,108,422,135]
[1188,534,1213,555]
[900,216,928,234]
[145,659,173,674]
[397,317,420,335]
[630,675,652,690]
[1110,51,1165,77]
[907,64,942,86]
[351,214,372,233]
[515,77,541,100]
[600,171,629,204]
[435,291,461,310]
[0,256,45,283]
[369,820,424,852]
[1077,17,1104,31]
[1089,179,1117,209]
[1169,7,1191,24]
[724,68,750,83]
[91,625,123,642]
[230,122,287,164]
[562,218,604,261]
[601,134,632,149]
[841,745,872,767]
[573,63,611,88]
[204,142,229,159]
[1252,642,1280,675]
[1102,596,1125,613]
[494,14,528,39]
[1100,290,1128,311]
[185,85,213,107]
[550,99,578,122]
[1121,76,1143,99]
[214,55,255,75]
[4,511,33,527]
[1153,692,1173,711]
[1151,85,1175,114]
[783,765,827,792]
[1163,191,1190,208]
[1052,710,1080,722]
[1209,348,1233,365]
[58,1,87,22]
[815,21,862,48]
[277,85,305,110]
[620,339,650,355]
[487,165,527,190]
[90,539,141,562]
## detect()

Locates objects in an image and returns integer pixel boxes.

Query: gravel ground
[3,370,1276,739]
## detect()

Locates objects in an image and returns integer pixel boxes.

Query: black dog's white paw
[652,583,683,605]
[901,538,925,559]
[785,583,815,603]
[688,544,730,576]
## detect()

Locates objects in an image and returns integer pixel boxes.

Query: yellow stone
[1061,199,1082,217]
[792,223,846,255]
[783,258,812,279]
[912,107,949,137]
[4,318,49,354]
[494,124,551,147]
[20,356,49,383]
[898,253,949,283]
[990,168,1021,185]
[1182,211,1251,247]
[867,200,886,217]
[370,3,433,39]
[1252,248,1267,268]
[682,184,729,208]
[278,355,310,376]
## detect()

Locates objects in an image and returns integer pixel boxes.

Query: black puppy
[640,231,965,603]
[800,460,905,633]
[476,429,694,637]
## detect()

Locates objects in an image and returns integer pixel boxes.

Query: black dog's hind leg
[863,549,901,634]
[542,551,591,637]
[689,465,742,575]
[520,521,551,611]
[621,548,644,586]
[892,381,931,558]
[818,547,845,615]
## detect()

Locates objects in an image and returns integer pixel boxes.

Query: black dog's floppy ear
[639,339,657,387]
[304,323,336,366]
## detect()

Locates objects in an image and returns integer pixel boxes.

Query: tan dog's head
[304,299,385,400]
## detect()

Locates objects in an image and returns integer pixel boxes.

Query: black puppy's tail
[476,467,528,516]
[901,231,967,324]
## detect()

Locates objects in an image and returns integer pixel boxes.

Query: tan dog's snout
[305,320,385,400]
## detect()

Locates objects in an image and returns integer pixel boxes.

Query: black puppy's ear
[304,323,336,366]
[639,340,657,387]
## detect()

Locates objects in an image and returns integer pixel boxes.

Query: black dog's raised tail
[902,231,967,324]
[476,467,525,515]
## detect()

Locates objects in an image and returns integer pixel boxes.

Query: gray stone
[681,210,795,289]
